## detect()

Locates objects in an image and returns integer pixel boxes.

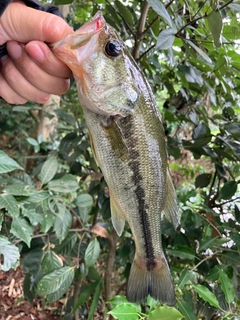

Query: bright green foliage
[0,0,240,319]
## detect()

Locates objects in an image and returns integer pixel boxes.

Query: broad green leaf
[39,157,58,184]
[147,0,177,32]
[193,284,220,308]
[54,0,74,4]
[87,280,102,320]
[195,173,212,188]
[177,300,197,320]
[73,280,100,313]
[178,268,192,289]
[41,247,63,274]
[115,1,133,25]
[22,208,44,227]
[4,184,36,196]
[207,10,223,47]
[47,174,79,193]
[186,40,212,63]
[27,191,50,202]
[0,214,3,231]
[37,266,74,295]
[108,303,139,320]
[76,193,93,223]
[0,194,19,217]
[224,122,240,137]
[219,180,237,200]
[219,271,235,304]
[0,236,20,271]
[167,245,195,260]
[85,238,100,267]
[11,216,33,247]
[54,232,78,255]
[0,150,23,173]
[149,306,183,320]
[107,295,128,307]
[235,205,240,223]
[53,208,72,243]
[156,29,175,50]
[47,269,74,303]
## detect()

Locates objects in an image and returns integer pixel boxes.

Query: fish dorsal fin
[162,170,180,229]
[110,196,125,236]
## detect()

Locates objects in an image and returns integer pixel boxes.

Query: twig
[191,250,222,271]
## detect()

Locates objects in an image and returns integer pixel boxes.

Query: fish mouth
[51,11,105,52]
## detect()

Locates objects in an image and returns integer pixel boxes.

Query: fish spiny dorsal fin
[162,170,180,229]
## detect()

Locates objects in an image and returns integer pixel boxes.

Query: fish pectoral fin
[162,170,180,229]
[110,197,125,237]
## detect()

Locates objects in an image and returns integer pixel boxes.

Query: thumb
[0,2,73,44]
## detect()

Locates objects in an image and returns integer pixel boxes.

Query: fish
[52,11,180,304]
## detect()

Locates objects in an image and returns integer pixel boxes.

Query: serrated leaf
[53,208,72,243]
[0,194,19,217]
[147,0,177,32]
[39,157,58,184]
[4,184,36,196]
[115,0,133,25]
[47,174,79,193]
[10,216,33,247]
[219,271,235,304]
[0,150,23,174]
[27,191,50,202]
[149,306,183,320]
[55,232,78,255]
[85,238,100,267]
[219,180,237,200]
[156,29,175,50]
[193,284,220,308]
[207,10,223,47]
[76,193,93,223]
[42,247,63,274]
[177,300,198,320]
[0,236,20,271]
[195,173,212,188]
[37,266,74,295]
[108,303,139,320]
[186,40,212,63]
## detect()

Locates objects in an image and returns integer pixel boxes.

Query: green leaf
[37,266,74,295]
[11,216,33,247]
[186,40,212,63]
[39,157,58,184]
[219,271,235,304]
[149,306,183,320]
[156,29,175,50]
[87,280,102,320]
[224,122,240,137]
[167,245,195,260]
[108,303,139,320]
[4,184,36,196]
[107,295,128,307]
[54,0,74,4]
[234,205,240,223]
[219,180,237,200]
[115,0,133,25]
[53,208,72,243]
[195,173,212,188]
[0,194,19,217]
[207,10,223,47]
[178,268,192,289]
[47,174,79,193]
[177,300,197,320]
[0,236,20,271]
[73,280,100,313]
[54,232,78,255]
[147,0,177,32]
[85,238,100,267]
[76,193,93,223]
[193,284,220,308]
[41,247,63,274]
[0,150,23,174]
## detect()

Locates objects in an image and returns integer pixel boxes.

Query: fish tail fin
[126,256,175,305]
[163,170,180,229]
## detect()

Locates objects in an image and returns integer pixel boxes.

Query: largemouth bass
[52,11,179,304]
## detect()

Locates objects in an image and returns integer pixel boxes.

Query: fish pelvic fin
[163,170,180,229]
[126,256,175,305]
[110,196,125,236]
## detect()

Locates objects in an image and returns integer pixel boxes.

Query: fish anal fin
[110,196,125,237]
[126,256,175,305]
[163,170,180,229]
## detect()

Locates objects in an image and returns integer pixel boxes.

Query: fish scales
[52,11,180,304]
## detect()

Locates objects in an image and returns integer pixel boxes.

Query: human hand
[0,1,74,104]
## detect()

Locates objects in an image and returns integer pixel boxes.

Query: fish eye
[105,40,121,57]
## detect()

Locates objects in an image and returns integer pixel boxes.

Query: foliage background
[0,0,240,319]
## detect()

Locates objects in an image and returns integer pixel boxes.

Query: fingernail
[28,44,44,62]
[10,42,23,60]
